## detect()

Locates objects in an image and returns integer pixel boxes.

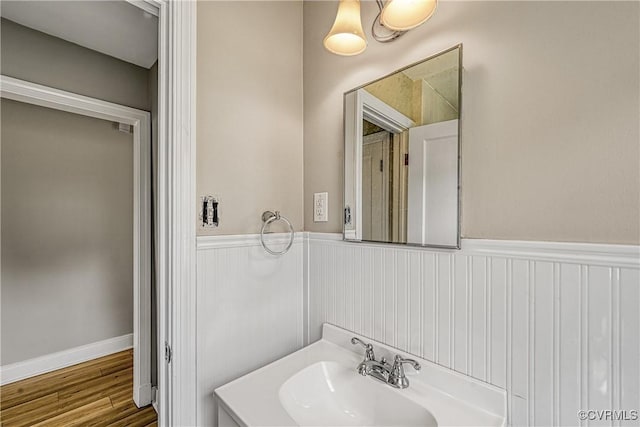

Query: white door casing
[149,0,197,425]
[128,0,197,424]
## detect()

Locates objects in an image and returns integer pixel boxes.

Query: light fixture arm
[323,0,438,55]
[371,0,406,43]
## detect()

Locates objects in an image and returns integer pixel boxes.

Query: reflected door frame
[362,130,391,241]
[344,89,414,241]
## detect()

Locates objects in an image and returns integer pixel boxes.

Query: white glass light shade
[380,0,437,31]
[323,0,367,56]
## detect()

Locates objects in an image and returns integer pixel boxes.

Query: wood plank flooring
[0,350,157,427]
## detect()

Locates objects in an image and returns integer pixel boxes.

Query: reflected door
[407,119,458,246]
[362,131,391,241]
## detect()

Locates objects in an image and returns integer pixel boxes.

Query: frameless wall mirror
[344,44,462,249]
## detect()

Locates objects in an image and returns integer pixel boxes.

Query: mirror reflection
[344,45,461,248]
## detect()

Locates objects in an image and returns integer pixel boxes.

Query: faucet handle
[351,337,375,361]
[389,355,421,389]
[393,355,421,370]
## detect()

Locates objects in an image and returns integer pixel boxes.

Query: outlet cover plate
[314,192,328,222]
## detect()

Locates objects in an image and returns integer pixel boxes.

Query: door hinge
[404,153,409,166]
[165,342,172,364]
[380,159,384,172]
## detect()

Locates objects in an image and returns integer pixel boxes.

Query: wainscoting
[196,232,639,426]
[196,233,304,426]
[306,233,640,426]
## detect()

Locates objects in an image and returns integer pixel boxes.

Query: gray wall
[1,100,134,364]
[1,20,152,364]
[303,1,640,244]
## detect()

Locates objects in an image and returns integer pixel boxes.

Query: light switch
[314,192,328,222]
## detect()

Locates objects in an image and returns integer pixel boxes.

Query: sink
[215,324,506,427]
[278,361,437,427]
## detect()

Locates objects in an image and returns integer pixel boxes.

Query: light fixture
[324,0,438,56]
[381,0,437,31]
[323,0,368,56]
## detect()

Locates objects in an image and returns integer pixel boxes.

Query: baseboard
[0,334,133,386]
[134,382,153,408]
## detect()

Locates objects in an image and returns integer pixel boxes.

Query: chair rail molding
[305,233,640,268]
[0,75,152,408]
[196,232,304,250]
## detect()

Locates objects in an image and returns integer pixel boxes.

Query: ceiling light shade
[323,0,367,56]
[380,0,437,31]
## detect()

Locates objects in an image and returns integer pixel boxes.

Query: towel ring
[260,211,294,256]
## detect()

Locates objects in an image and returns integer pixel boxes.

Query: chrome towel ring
[260,211,295,256]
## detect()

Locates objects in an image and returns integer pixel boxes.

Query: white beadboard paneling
[532,261,554,426]
[362,248,374,340]
[453,254,468,374]
[437,253,452,367]
[510,259,530,426]
[491,257,508,389]
[408,252,422,357]
[396,251,409,352]
[306,234,640,427]
[559,264,582,426]
[196,233,303,426]
[619,268,640,417]
[471,255,489,381]
[373,247,386,343]
[587,266,613,426]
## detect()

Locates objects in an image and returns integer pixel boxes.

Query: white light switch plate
[314,192,328,222]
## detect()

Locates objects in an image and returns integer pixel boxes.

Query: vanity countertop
[215,324,507,427]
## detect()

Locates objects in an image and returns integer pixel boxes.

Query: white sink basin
[279,361,437,426]
[215,324,506,427]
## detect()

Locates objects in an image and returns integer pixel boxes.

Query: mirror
[344,45,462,248]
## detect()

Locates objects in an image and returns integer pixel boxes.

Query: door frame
[144,0,197,425]
[2,0,197,422]
[0,75,153,407]
[125,1,197,423]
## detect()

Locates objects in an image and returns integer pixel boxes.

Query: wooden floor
[0,350,157,427]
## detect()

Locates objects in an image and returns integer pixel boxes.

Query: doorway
[0,1,159,414]
[1,1,198,424]
[0,76,153,409]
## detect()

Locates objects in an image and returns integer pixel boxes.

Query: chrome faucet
[351,337,421,389]
[351,337,375,366]
[388,355,421,388]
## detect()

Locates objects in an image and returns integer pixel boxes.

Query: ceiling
[401,49,459,82]
[402,48,460,110]
[1,1,158,69]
